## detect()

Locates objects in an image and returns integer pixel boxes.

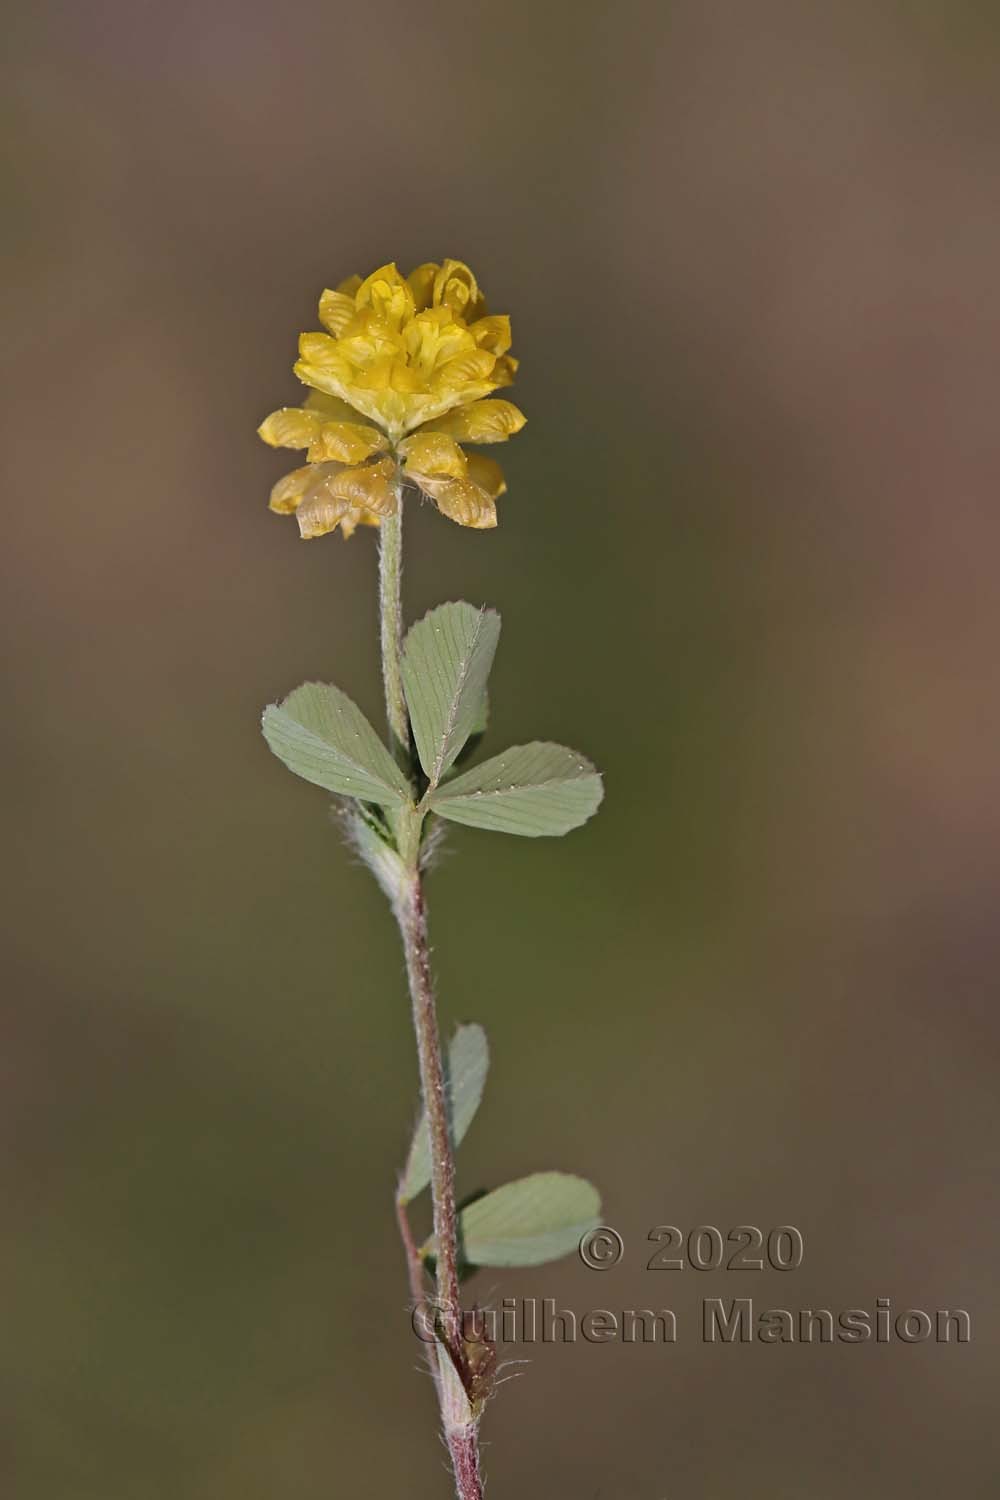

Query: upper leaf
[424,1171,601,1268]
[467,687,489,739]
[262,682,412,807]
[400,1023,490,1204]
[402,603,501,788]
[427,742,603,836]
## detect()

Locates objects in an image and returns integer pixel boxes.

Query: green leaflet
[427,742,603,836]
[402,603,500,789]
[424,1171,601,1268]
[261,682,412,807]
[399,1023,490,1204]
[465,687,489,740]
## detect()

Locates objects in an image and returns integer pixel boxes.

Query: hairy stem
[396,876,482,1500]
[396,875,462,1351]
[447,1427,484,1500]
[377,493,483,1500]
[378,498,409,762]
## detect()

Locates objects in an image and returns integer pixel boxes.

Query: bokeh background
[3,1,999,1495]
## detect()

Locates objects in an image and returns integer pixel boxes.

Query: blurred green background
[3,1,999,1495]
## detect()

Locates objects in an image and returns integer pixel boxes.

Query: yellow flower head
[259,260,526,539]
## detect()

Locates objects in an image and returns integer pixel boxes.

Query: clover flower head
[258,260,526,539]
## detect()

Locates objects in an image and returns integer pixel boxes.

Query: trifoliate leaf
[449,691,489,773]
[424,1172,601,1268]
[468,688,489,738]
[427,743,603,836]
[262,682,412,807]
[402,603,501,789]
[400,1023,490,1204]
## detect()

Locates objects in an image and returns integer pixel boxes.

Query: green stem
[376,489,483,1500]
[378,496,409,762]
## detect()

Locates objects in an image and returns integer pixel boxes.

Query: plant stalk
[377,484,483,1500]
[378,498,409,763]
[396,873,462,1352]
[447,1427,484,1500]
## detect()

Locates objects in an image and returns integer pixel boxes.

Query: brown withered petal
[489,355,519,390]
[398,431,469,481]
[416,474,498,529]
[327,456,398,518]
[421,398,526,444]
[258,407,325,450]
[269,464,319,514]
[307,421,389,465]
[295,490,350,539]
[464,452,507,500]
[339,507,383,540]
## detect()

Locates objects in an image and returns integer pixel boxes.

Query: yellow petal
[304,390,362,421]
[434,348,497,390]
[296,341,360,410]
[398,431,468,481]
[402,309,475,373]
[276,263,515,445]
[298,330,345,372]
[388,357,422,393]
[355,262,404,298]
[269,465,317,514]
[416,474,497,529]
[327,456,398,517]
[433,259,480,318]
[339,308,406,356]
[423,398,526,443]
[465,452,507,500]
[468,315,511,356]
[318,289,358,337]
[258,407,325,450]
[407,262,439,311]
[350,352,395,391]
[464,284,487,324]
[355,263,415,327]
[307,420,389,464]
[294,339,377,422]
